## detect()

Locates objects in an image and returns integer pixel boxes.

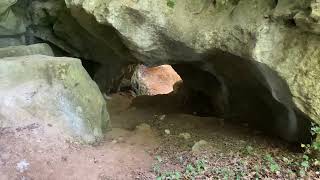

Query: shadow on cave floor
[107,91,302,154]
[104,91,320,178]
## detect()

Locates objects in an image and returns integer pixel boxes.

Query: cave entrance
[104,62,307,157]
[127,64,221,118]
[114,56,312,145]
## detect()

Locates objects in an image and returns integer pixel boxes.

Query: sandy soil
[0,121,157,179]
[0,92,318,179]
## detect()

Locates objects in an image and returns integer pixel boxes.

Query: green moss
[166,0,176,8]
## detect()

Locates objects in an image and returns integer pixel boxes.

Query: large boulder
[0,55,109,144]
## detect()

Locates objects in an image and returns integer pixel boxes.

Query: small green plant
[166,0,176,8]
[211,167,232,179]
[153,163,162,175]
[253,165,261,179]
[185,163,197,177]
[153,156,163,176]
[222,169,231,180]
[301,155,310,170]
[264,154,280,173]
[244,145,254,155]
[177,156,184,165]
[184,159,207,178]
[195,159,207,173]
[156,156,163,163]
[301,123,320,158]
[156,171,181,180]
[298,155,310,177]
[311,123,320,136]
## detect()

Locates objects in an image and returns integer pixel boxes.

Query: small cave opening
[125,64,220,118]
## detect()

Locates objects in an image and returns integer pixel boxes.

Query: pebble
[16,160,30,173]
[192,140,209,153]
[61,156,68,162]
[118,137,125,143]
[179,133,191,140]
[103,93,112,100]
[159,114,166,120]
[135,123,151,132]
[164,129,170,135]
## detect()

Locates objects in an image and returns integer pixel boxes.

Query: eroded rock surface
[0,55,109,144]
[131,65,181,95]
[0,43,54,58]
[62,0,316,142]
[0,0,28,47]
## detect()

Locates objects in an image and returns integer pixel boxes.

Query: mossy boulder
[0,55,109,144]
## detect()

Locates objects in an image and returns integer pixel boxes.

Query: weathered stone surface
[131,65,181,95]
[0,0,26,35]
[0,37,25,48]
[0,55,109,144]
[0,0,27,47]
[63,0,317,142]
[192,140,211,154]
[0,43,54,58]
[24,0,137,93]
[273,0,320,35]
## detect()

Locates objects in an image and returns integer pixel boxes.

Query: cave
[2,0,320,178]
[104,51,312,144]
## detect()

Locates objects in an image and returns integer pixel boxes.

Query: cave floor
[0,92,319,179]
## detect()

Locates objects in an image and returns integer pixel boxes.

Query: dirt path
[0,93,318,179]
[0,124,157,179]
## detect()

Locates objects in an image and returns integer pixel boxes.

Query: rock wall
[62,0,318,142]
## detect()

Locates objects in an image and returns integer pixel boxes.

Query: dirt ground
[0,92,319,180]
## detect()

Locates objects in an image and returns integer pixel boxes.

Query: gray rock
[135,123,152,132]
[0,55,109,144]
[0,37,25,48]
[179,133,191,140]
[0,0,26,36]
[27,0,137,93]
[131,65,152,96]
[192,140,210,153]
[164,129,171,135]
[0,43,54,58]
